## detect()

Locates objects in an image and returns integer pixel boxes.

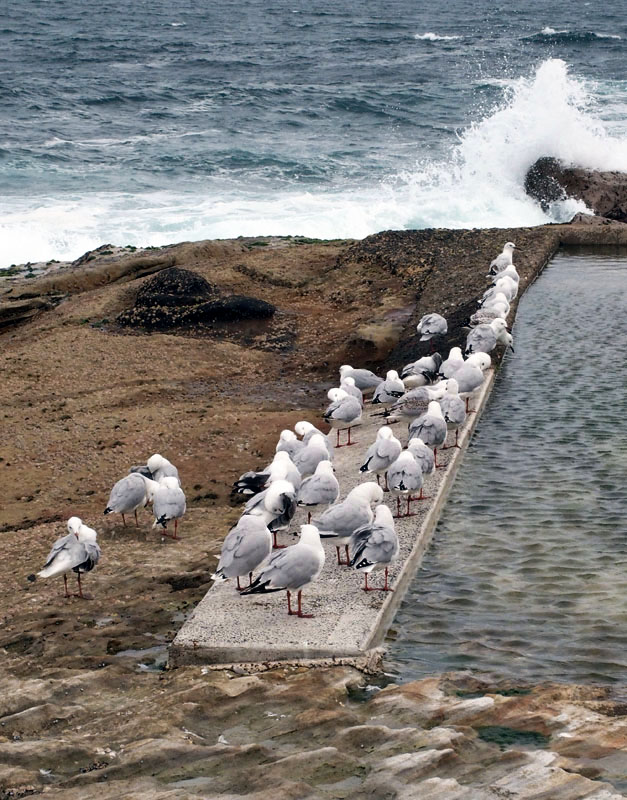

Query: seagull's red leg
[307,511,311,524]
[296,590,313,618]
[63,574,70,598]
[382,567,393,592]
[122,513,126,527]
[134,510,139,527]
[287,590,294,615]
[237,576,242,591]
[273,531,287,549]
[336,546,342,565]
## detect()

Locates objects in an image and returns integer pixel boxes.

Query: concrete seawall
[169,371,495,670]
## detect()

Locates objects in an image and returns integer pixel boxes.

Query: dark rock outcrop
[117,266,275,330]
[525,157,627,222]
[0,297,57,330]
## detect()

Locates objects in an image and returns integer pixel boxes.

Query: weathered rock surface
[525,157,627,222]
[116,266,276,331]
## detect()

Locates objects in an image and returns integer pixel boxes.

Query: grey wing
[441,395,466,425]
[262,547,322,590]
[466,327,495,354]
[327,397,359,424]
[298,474,339,506]
[352,525,398,567]
[315,498,369,535]
[42,532,75,569]
[75,541,101,573]
[218,519,270,577]
[294,447,317,476]
[129,465,153,479]
[375,436,401,466]
[244,490,267,514]
[387,460,422,492]
[154,488,186,520]
[455,365,483,394]
[107,475,146,512]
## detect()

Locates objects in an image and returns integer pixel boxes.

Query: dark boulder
[525,157,627,222]
[117,267,275,331]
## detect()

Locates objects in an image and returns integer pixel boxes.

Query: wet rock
[525,157,627,222]
[117,267,275,330]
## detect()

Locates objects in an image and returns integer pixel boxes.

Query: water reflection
[388,253,627,684]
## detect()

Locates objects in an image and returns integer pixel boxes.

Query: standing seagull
[314,482,383,565]
[297,460,340,523]
[371,370,405,409]
[104,473,147,527]
[488,242,517,275]
[339,364,383,392]
[212,515,272,591]
[350,505,399,591]
[241,524,325,618]
[455,353,491,413]
[152,477,186,539]
[323,388,362,447]
[439,378,467,449]
[233,451,301,496]
[407,438,435,504]
[29,517,100,599]
[439,347,465,379]
[244,479,297,549]
[359,427,402,490]
[408,401,448,468]
[416,313,448,350]
[386,450,424,518]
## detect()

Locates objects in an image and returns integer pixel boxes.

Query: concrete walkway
[169,369,496,669]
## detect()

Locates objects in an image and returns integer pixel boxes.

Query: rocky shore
[1,219,627,798]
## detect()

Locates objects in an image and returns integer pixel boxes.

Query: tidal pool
[388,251,627,684]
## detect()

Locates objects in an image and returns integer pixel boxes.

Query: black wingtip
[104,507,111,515]
[27,574,36,583]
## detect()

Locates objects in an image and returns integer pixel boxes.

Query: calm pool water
[388,251,627,684]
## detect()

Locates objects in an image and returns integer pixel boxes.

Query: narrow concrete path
[169,370,495,669]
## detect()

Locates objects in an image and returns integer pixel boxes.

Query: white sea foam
[1,59,626,267]
[414,32,461,41]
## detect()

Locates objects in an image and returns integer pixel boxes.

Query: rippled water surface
[388,252,627,684]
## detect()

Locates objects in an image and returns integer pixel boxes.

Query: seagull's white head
[77,524,98,544]
[342,376,357,387]
[278,429,297,443]
[339,365,353,379]
[315,459,334,476]
[67,516,82,536]
[147,453,165,473]
[386,369,400,380]
[466,352,492,371]
[428,400,444,417]
[504,242,516,251]
[294,420,314,437]
[490,317,508,335]
[446,378,459,394]
[327,387,348,402]
[309,434,327,449]
[377,426,394,440]
[374,504,394,527]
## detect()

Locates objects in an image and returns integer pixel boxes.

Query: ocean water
[1,0,627,266]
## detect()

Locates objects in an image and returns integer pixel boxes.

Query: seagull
[314,482,383,565]
[439,378,467,449]
[275,429,305,461]
[240,524,325,618]
[297,460,340,523]
[233,451,301,496]
[400,353,442,388]
[465,318,513,357]
[488,241,517,275]
[407,437,435,504]
[339,364,383,392]
[146,453,180,484]
[104,473,147,527]
[244,479,297,549]
[323,388,362,448]
[439,347,465,379]
[349,504,399,591]
[29,517,100,599]
[212,515,272,591]
[152,477,186,539]
[452,353,490,412]
[408,400,448,468]
[371,370,405,409]
[292,434,330,479]
[480,291,510,318]
[340,376,364,407]
[490,264,520,286]
[416,312,448,350]
[359,427,402,490]
[386,450,424,518]
[381,381,449,424]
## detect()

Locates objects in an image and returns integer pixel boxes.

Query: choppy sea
[1,0,626,266]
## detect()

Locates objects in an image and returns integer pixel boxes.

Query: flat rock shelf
[169,370,496,669]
